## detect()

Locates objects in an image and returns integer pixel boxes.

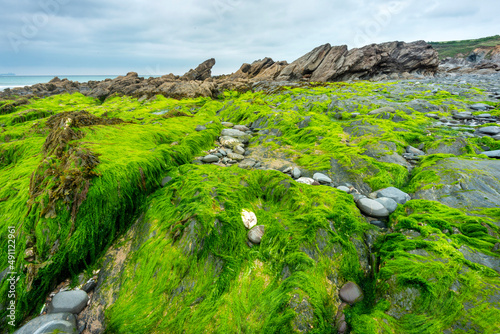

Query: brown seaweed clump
[28,111,125,222]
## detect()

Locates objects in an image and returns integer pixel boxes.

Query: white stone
[241,210,257,229]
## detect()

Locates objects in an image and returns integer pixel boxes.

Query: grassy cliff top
[428,35,500,59]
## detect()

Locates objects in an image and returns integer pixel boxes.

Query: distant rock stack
[0,40,440,100]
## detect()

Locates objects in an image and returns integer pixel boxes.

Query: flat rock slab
[48,290,89,314]
[357,198,390,218]
[481,150,500,158]
[453,112,473,120]
[470,103,493,111]
[478,126,500,135]
[339,281,363,305]
[248,225,265,244]
[376,187,411,205]
[14,313,76,334]
[313,173,332,184]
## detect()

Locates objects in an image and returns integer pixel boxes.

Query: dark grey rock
[195,125,206,131]
[296,116,311,129]
[161,176,173,187]
[48,290,89,314]
[339,281,363,305]
[376,187,411,205]
[82,279,97,293]
[202,154,219,163]
[459,245,500,273]
[412,158,500,209]
[375,197,398,213]
[480,150,500,158]
[313,172,332,184]
[14,313,76,334]
[357,198,390,218]
[248,225,265,244]
[370,220,387,229]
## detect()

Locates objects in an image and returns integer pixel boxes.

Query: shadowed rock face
[182,58,216,81]
[279,40,439,82]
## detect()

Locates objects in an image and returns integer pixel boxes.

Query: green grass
[428,35,500,59]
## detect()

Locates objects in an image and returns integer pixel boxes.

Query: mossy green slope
[0,79,499,333]
[0,93,222,329]
[103,164,370,333]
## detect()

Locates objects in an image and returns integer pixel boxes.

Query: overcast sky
[0,0,498,75]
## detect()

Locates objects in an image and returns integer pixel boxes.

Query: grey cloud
[0,0,498,75]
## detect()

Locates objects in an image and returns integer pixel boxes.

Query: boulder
[312,173,332,184]
[291,167,302,179]
[221,129,251,143]
[376,187,411,205]
[248,225,265,244]
[202,155,219,163]
[375,197,398,213]
[339,281,363,305]
[357,198,390,218]
[48,290,89,314]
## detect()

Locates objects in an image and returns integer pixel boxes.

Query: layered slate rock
[181,58,216,81]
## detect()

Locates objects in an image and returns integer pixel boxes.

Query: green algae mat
[1,81,499,333]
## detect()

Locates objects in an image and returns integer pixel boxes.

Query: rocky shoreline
[1,41,500,334]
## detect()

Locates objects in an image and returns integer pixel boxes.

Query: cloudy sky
[0,0,498,75]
